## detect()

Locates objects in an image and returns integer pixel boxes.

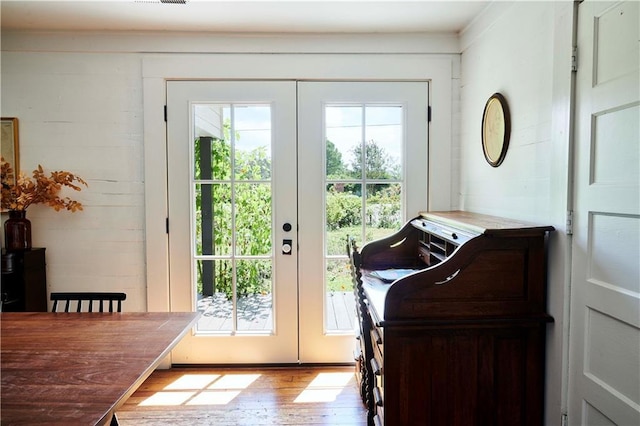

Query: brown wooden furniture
[1,248,47,312]
[1,311,200,426]
[51,292,127,313]
[350,211,554,426]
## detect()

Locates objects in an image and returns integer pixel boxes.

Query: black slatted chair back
[50,292,126,313]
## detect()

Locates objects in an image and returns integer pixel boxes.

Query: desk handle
[441,230,458,240]
[371,327,382,345]
[434,269,460,285]
[373,387,384,407]
[370,358,382,376]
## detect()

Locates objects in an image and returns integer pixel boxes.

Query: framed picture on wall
[481,93,510,167]
[1,117,19,185]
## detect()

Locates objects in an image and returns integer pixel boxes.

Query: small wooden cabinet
[350,211,553,426]
[1,248,47,312]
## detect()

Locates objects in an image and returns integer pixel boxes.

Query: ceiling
[1,1,490,34]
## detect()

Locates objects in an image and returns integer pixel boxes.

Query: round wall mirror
[481,93,510,167]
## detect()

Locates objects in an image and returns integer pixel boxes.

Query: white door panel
[569,1,640,424]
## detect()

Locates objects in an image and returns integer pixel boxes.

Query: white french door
[298,81,428,362]
[167,80,428,364]
[167,81,299,363]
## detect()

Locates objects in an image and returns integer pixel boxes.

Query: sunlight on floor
[208,374,260,389]
[138,373,260,407]
[294,372,354,403]
[137,371,354,407]
[186,390,242,405]
[138,391,196,406]
[163,374,221,390]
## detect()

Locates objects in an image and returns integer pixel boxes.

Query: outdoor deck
[196,292,356,332]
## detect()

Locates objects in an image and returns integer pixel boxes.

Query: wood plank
[1,312,199,426]
[118,366,367,425]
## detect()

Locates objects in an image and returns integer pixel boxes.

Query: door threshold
[171,362,356,369]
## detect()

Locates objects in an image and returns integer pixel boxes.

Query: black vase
[4,210,32,251]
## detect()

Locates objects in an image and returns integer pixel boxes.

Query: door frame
[142,53,454,364]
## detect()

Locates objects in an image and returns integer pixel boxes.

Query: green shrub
[326,191,362,230]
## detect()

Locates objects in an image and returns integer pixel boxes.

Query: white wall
[459,2,574,424]
[1,51,148,310]
[0,32,461,313]
[460,2,554,219]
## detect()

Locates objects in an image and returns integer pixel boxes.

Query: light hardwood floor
[118,365,367,426]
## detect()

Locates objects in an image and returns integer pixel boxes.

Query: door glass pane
[196,259,233,332]
[325,258,355,331]
[364,106,403,180]
[326,183,362,256]
[326,105,362,179]
[237,259,273,332]
[195,183,232,256]
[233,105,272,181]
[194,105,231,180]
[235,183,272,256]
[324,104,404,332]
[365,183,402,241]
[193,103,274,334]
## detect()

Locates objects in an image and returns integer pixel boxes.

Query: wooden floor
[117,365,367,426]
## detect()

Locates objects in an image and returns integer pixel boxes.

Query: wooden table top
[1,311,199,426]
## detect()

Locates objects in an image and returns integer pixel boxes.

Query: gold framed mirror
[1,117,20,184]
[481,93,510,167]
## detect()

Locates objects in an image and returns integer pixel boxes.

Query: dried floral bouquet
[1,157,87,212]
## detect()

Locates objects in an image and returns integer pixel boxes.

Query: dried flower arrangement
[1,157,87,212]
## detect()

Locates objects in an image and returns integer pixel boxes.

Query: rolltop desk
[349,211,554,426]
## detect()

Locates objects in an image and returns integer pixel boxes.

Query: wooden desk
[351,211,553,425]
[1,312,199,425]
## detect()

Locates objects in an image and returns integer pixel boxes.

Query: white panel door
[166,81,299,364]
[569,1,640,424]
[298,81,428,363]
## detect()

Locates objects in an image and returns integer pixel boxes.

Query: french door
[167,81,298,363]
[298,81,428,362]
[167,80,428,364]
